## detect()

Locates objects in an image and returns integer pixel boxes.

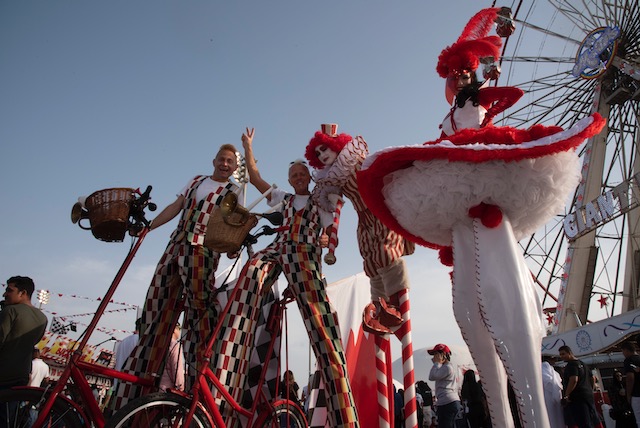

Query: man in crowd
[621,341,640,423]
[558,345,600,428]
[0,276,48,424]
[0,276,48,389]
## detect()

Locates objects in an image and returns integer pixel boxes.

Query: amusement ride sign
[563,173,640,240]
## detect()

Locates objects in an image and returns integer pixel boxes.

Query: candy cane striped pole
[324,197,344,265]
[393,289,418,428]
[375,334,392,428]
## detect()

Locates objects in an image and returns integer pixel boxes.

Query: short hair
[558,345,573,354]
[7,276,35,298]
[288,159,310,173]
[621,342,636,353]
[216,144,238,159]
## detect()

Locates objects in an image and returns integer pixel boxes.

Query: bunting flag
[48,291,139,308]
[51,317,69,335]
[43,306,136,319]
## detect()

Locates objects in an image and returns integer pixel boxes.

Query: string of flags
[43,306,137,319]
[43,290,139,308]
[48,313,137,336]
[30,291,141,337]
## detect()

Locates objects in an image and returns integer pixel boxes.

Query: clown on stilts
[111,145,242,410]
[357,7,606,428]
[305,124,418,428]
[210,128,359,428]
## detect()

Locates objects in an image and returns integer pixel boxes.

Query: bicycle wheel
[257,400,307,428]
[106,392,211,428]
[0,388,83,428]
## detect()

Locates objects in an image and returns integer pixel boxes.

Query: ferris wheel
[495,0,640,332]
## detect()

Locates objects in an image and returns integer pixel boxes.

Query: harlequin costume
[305,125,419,427]
[211,187,359,428]
[357,8,607,428]
[113,175,239,408]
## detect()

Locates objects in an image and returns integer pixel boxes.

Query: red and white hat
[428,344,452,355]
[321,123,338,137]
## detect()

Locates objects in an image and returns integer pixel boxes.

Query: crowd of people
[5,270,640,428]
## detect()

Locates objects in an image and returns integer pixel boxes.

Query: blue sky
[2,0,568,387]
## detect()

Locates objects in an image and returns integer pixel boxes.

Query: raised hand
[241,127,255,150]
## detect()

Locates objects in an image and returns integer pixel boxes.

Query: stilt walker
[211,129,359,427]
[112,144,242,409]
[358,107,606,426]
[306,125,417,428]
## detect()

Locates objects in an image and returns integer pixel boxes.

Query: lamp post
[37,289,50,309]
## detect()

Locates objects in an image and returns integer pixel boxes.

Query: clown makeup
[315,145,338,166]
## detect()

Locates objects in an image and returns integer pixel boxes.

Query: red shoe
[378,298,403,328]
[362,302,391,335]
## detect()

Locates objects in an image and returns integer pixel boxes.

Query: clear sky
[1,0,569,389]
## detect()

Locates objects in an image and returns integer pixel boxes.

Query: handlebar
[243,225,279,247]
[128,186,157,236]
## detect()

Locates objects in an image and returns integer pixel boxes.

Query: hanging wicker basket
[85,188,135,242]
[204,208,257,253]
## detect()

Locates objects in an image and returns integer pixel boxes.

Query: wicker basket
[204,207,258,253]
[85,188,135,242]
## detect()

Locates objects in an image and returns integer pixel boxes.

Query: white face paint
[315,145,338,166]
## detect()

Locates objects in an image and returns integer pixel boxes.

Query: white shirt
[269,188,333,228]
[179,177,244,203]
[29,358,50,387]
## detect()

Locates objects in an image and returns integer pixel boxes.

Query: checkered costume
[212,191,359,427]
[113,175,238,408]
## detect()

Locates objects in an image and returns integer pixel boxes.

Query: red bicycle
[0,186,157,428]
[105,225,308,428]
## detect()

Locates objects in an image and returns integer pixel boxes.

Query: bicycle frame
[28,228,155,428]
[173,257,299,427]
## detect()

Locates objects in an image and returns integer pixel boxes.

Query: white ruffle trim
[312,136,368,212]
[382,151,580,246]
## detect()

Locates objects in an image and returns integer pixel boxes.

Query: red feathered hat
[305,124,352,169]
[436,8,503,79]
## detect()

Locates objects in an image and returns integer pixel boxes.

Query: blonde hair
[216,144,239,159]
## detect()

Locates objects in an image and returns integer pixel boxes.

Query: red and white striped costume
[309,136,414,304]
[306,134,418,427]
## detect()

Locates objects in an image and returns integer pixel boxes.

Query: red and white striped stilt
[375,335,392,428]
[393,289,418,428]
